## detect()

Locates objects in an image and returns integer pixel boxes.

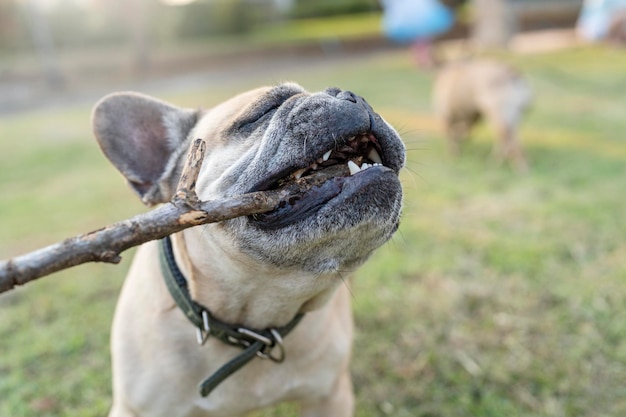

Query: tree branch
[0,139,287,294]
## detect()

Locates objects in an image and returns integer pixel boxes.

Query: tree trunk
[472,0,516,49]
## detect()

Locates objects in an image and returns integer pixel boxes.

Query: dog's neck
[171,229,342,330]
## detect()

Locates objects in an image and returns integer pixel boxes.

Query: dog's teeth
[322,150,332,161]
[361,163,371,171]
[368,148,382,164]
[348,160,361,175]
[292,168,307,179]
[311,162,318,170]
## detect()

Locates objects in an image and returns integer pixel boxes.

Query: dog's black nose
[336,90,358,103]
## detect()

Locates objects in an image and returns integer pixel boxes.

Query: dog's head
[93,82,404,274]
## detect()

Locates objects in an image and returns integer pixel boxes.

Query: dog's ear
[92,92,199,206]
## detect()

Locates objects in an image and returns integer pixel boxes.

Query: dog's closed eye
[237,85,303,131]
[238,102,282,129]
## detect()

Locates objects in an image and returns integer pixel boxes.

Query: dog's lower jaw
[216,167,402,276]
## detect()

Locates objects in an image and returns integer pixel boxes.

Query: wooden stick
[0,139,286,294]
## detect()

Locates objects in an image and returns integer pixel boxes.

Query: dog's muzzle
[249,131,389,229]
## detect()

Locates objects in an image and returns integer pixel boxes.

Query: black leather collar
[159,235,304,397]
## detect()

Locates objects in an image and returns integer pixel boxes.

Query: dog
[92,82,405,417]
[432,58,532,171]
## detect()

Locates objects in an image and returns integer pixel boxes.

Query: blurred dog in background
[432,58,532,172]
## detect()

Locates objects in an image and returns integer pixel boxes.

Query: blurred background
[0,0,584,112]
[3,0,626,416]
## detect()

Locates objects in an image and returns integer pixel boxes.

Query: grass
[245,13,383,44]
[2,45,626,417]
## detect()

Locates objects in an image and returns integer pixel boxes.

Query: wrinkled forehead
[190,83,307,144]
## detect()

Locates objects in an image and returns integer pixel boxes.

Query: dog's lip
[251,171,345,229]
[246,132,388,194]
[245,130,401,229]
[250,164,393,229]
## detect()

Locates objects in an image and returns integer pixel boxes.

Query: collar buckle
[236,327,285,363]
[195,310,211,345]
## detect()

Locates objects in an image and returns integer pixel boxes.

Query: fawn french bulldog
[92,82,405,417]
[433,59,532,171]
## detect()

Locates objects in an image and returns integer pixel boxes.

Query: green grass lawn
[2,45,626,417]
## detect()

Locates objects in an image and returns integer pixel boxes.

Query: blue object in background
[577,0,626,40]
[382,0,455,43]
